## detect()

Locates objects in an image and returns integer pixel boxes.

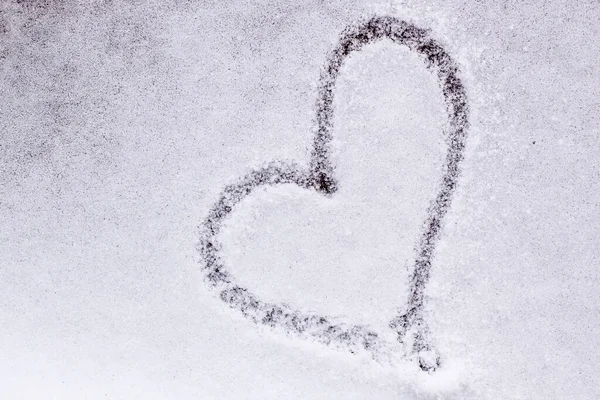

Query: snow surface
[1,0,599,399]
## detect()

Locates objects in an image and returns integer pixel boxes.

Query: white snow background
[1,0,599,398]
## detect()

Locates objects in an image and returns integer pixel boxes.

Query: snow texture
[199,16,468,373]
[1,0,599,399]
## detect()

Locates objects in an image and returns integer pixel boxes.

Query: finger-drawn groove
[199,15,469,372]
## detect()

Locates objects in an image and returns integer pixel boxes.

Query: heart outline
[199,15,469,372]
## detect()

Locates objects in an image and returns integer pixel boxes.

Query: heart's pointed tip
[418,349,441,373]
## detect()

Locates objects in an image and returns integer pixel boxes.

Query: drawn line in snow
[198,15,469,372]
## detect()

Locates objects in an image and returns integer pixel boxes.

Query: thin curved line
[199,16,469,372]
[199,162,395,359]
[309,16,469,367]
[311,16,468,192]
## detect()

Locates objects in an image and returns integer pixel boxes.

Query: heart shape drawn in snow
[199,16,468,372]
